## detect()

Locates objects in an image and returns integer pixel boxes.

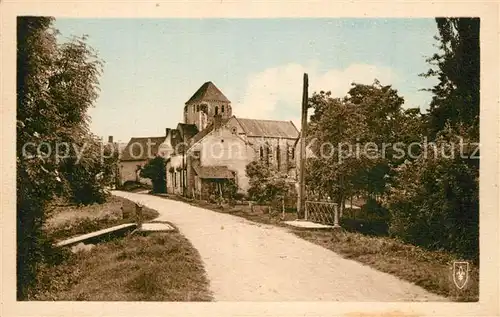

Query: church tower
[184,81,232,131]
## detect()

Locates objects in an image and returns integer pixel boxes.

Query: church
[119,81,300,198]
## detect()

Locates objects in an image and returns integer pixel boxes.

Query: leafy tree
[386,18,480,260]
[386,127,479,259]
[306,83,419,216]
[246,161,294,206]
[421,18,480,139]
[59,135,119,204]
[140,156,167,193]
[17,16,104,298]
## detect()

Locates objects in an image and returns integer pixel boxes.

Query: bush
[139,157,166,193]
[386,134,479,260]
[246,161,294,206]
[361,198,389,220]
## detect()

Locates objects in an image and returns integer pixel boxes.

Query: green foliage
[361,198,389,219]
[306,83,421,210]
[386,18,480,260]
[16,16,105,298]
[59,136,118,205]
[305,18,479,261]
[140,156,167,193]
[246,161,294,205]
[386,131,479,260]
[421,18,480,139]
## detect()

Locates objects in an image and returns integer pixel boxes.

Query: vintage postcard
[1,1,499,316]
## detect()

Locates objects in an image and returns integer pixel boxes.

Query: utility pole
[298,73,308,219]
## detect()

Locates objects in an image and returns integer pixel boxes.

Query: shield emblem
[453,261,469,290]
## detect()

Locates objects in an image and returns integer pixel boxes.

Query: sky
[54,18,439,143]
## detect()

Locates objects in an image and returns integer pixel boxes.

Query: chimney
[108,136,113,144]
[213,114,222,130]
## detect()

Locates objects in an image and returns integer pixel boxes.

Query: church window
[259,147,264,160]
[215,106,219,115]
[277,144,281,170]
[222,105,225,113]
[196,105,199,112]
[265,146,270,166]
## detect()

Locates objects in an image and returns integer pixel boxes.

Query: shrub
[386,133,479,260]
[246,161,294,206]
[361,198,389,220]
[140,157,167,193]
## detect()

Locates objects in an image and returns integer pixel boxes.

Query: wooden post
[298,73,308,219]
[333,204,340,229]
[305,201,308,220]
[282,196,285,220]
[135,202,143,230]
[218,182,223,202]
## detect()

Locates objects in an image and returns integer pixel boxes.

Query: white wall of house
[189,126,256,192]
[119,160,152,185]
[166,154,185,194]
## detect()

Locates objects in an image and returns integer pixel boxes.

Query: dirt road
[113,191,445,302]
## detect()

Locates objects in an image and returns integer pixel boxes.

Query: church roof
[176,123,199,142]
[186,81,230,104]
[234,117,300,139]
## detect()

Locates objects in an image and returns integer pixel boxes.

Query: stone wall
[184,100,232,131]
[247,136,297,175]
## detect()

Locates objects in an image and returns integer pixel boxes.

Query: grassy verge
[158,194,478,302]
[45,195,159,241]
[29,231,212,301]
[155,193,297,225]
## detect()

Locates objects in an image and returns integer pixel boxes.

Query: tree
[17,16,104,298]
[421,18,480,139]
[246,161,294,207]
[386,127,479,260]
[59,135,119,204]
[306,82,419,216]
[386,18,480,260]
[140,156,167,193]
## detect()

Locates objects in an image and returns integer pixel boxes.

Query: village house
[121,81,300,197]
[119,122,198,186]
[119,136,169,185]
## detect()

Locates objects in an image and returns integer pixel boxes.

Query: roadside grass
[159,194,478,302]
[45,195,159,241]
[155,193,297,225]
[29,231,212,301]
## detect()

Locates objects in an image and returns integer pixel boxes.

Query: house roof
[120,136,166,161]
[235,117,300,139]
[192,162,235,179]
[177,123,199,142]
[188,117,231,147]
[186,81,230,104]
